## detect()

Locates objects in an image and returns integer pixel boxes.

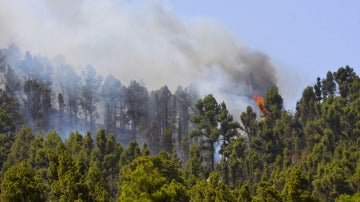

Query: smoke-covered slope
[0,0,277,113]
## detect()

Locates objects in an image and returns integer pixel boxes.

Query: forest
[0,44,359,201]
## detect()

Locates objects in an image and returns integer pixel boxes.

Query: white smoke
[0,0,278,117]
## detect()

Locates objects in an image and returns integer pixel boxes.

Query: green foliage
[190,94,221,172]
[2,127,34,171]
[333,66,356,98]
[28,134,46,171]
[120,141,141,166]
[0,66,358,201]
[103,133,122,176]
[282,168,315,202]
[219,102,241,157]
[336,192,360,202]
[142,143,150,156]
[298,86,318,125]
[225,136,247,188]
[313,159,353,201]
[240,106,257,141]
[189,172,235,202]
[253,181,282,202]
[322,71,336,98]
[238,182,252,202]
[264,86,283,120]
[48,150,87,201]
[86,164,110,202]
[118,155,188,201]
[162,127,174,154]
[0,109,15,134]
[65,132,84,160]
[0,133,13,170]
[23,79,52,132]
[0,89,22,130]
[184,144,203,187]
[0,161,45,201]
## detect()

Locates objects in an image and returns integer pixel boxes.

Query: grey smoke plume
[0,0,277,115]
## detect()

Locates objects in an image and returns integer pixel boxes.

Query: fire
[253,95,268,117]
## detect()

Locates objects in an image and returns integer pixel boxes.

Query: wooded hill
[0,45,359,201]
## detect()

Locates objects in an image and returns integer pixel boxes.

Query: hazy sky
[169,0,360,106]
[170,0,360,75]
[1,0,359,111]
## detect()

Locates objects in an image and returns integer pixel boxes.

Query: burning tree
[253,94,268,118]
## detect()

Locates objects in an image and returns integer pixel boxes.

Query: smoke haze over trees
[0,0,280,112]
[1,45,192,142]
[1,1,359,201]
[1,61,359,201]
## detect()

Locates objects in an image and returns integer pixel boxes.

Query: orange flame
[253,95,268,116]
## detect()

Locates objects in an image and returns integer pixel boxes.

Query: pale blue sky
[168,0,360,106]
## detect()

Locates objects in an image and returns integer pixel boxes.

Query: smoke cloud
[0,0,277,116]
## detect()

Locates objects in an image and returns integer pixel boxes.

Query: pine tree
[190,94,220,172]
[0,161,45,201]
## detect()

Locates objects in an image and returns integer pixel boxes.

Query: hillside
[0,46,360,201]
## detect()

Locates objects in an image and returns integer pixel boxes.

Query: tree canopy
[0,46,359,201]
